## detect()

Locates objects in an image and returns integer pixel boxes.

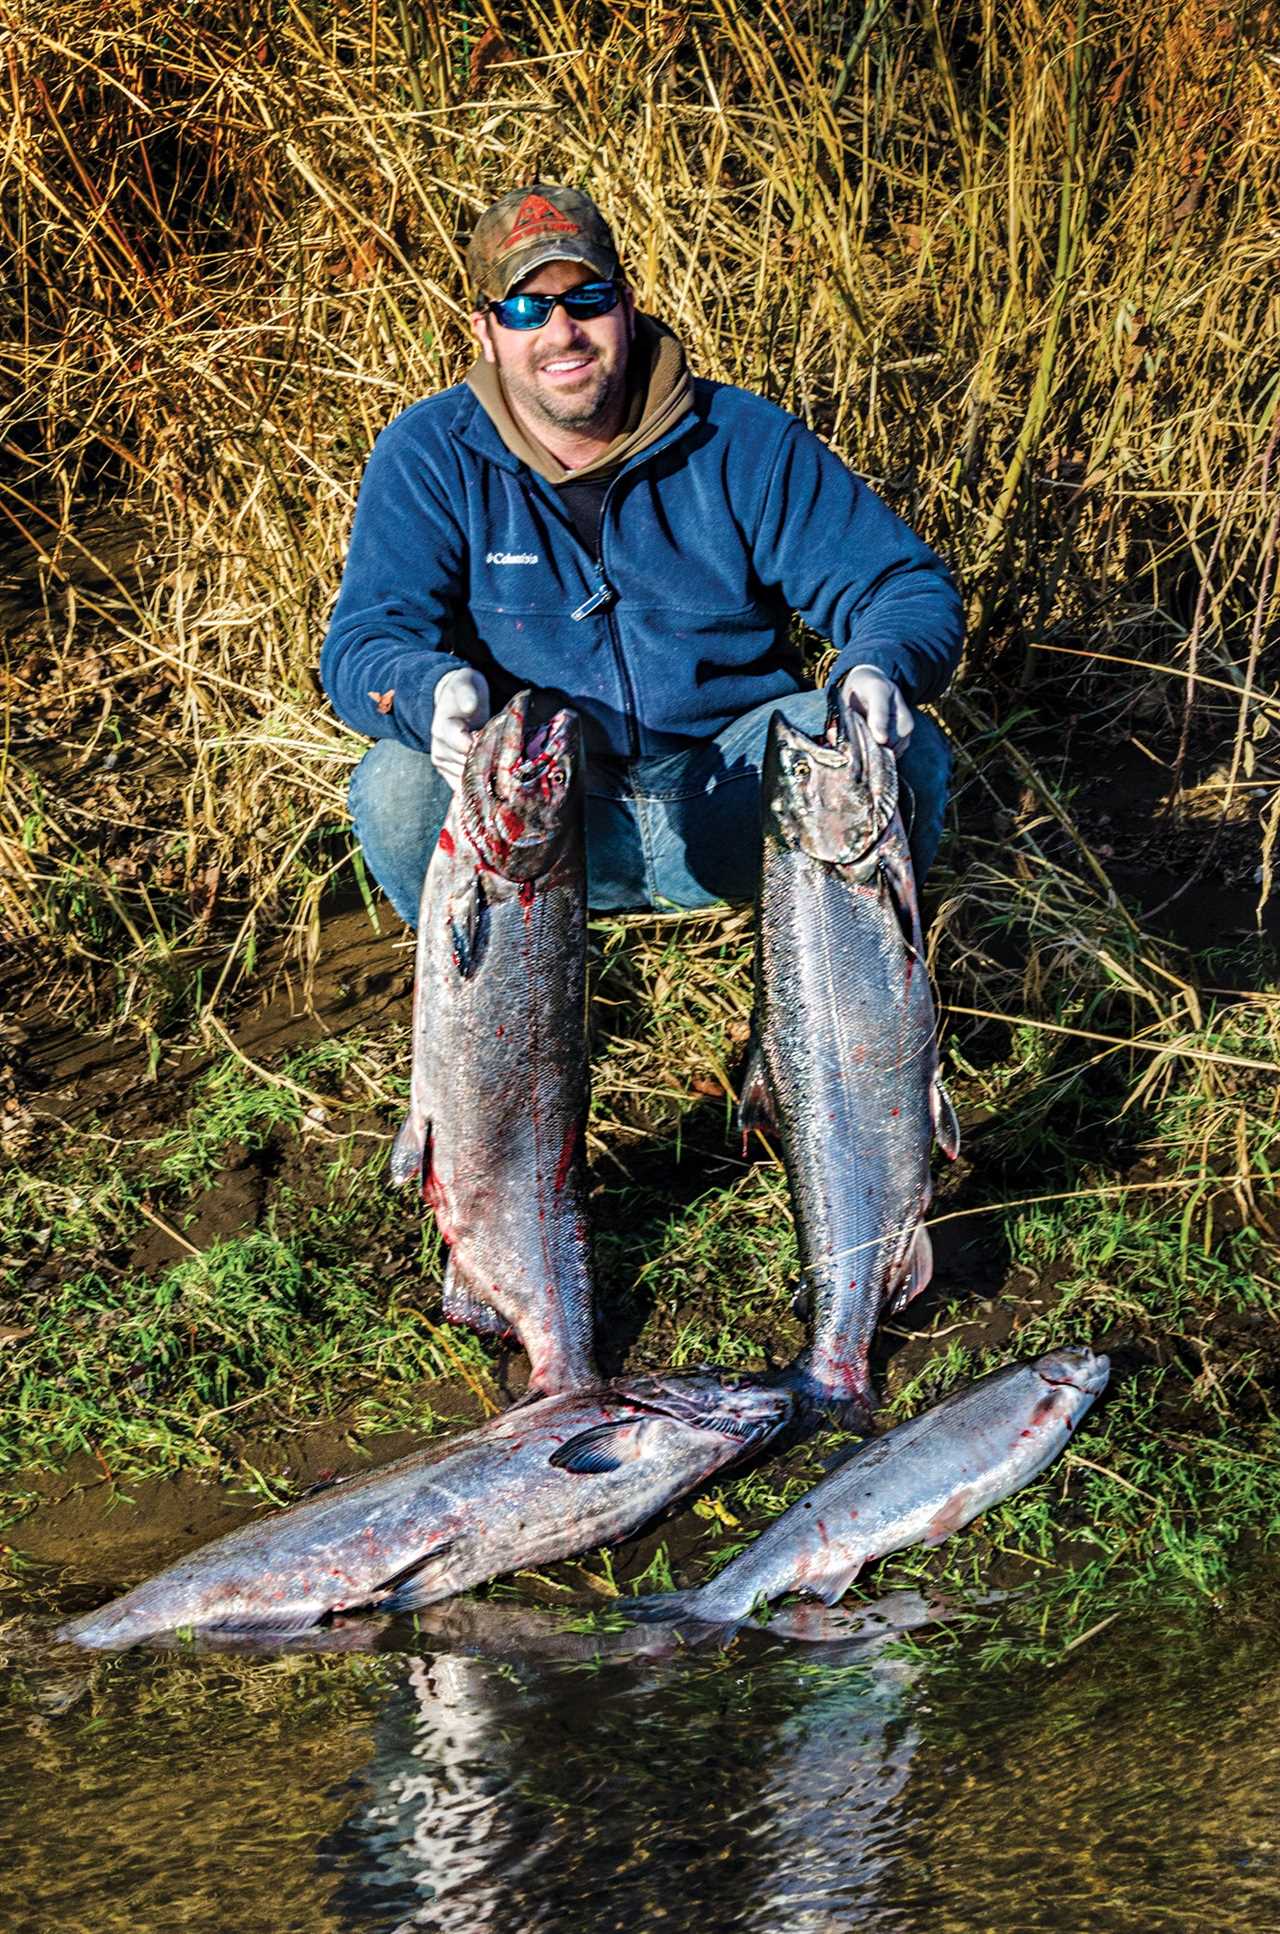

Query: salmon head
[621,1372,794,1450]
[761,701,898,868]
[1033,1347,1111,1401]
[458,689,582,882]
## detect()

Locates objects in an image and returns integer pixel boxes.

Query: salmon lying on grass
[60,1374,793,1651]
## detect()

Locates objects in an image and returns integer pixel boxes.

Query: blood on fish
[519,878,537,916]
[437,827,455,856]
[554,1121,578,1194]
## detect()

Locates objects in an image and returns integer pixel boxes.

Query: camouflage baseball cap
[467,183,621,300]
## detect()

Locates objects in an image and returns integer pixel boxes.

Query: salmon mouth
[523,706,577,778]
[1037,1350,1110,1397]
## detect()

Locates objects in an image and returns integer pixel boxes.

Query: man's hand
[431,668,491,791]
[839,664,914,754]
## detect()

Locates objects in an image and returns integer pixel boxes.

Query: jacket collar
[450,372,700,482]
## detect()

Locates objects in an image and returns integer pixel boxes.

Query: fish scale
[390,692,598,1395]
[743,703,958,1419]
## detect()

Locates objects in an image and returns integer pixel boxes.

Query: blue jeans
[348,690,951,925]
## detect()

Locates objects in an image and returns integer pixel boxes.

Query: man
[321,183,961,923]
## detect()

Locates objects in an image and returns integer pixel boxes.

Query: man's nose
[538,302,590,351]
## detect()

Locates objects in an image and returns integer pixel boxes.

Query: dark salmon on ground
[60,1374,793,1650]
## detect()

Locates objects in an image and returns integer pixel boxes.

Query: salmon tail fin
[389,1112,427,1188]
[932,1075,960,1160]
[887,1222,934,1315]
[780,1358,878,1433]
[623,1589,743,1635]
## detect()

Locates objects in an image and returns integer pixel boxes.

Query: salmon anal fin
[737,1041,777,1137]
[389,1112,427,1187]
[207,1610,324,1638]
[932,1076,960,1160]
[887,1223,934,1315]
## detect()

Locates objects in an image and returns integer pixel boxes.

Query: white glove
[840,664,914,753]
[430,668,491,791]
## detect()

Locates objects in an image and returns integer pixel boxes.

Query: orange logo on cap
[502,192,580,252]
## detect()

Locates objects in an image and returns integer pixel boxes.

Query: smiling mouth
[539,356,597,377]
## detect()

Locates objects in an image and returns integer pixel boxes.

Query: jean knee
[898,711,952,881]
[348,738,451,926]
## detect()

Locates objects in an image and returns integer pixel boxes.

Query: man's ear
[469,310,497,364]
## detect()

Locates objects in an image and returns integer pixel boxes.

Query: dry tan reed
[1,0,1276,1058]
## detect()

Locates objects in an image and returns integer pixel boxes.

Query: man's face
[470,259,634,439]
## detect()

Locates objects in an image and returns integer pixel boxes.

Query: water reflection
[325,1614,921,1933]
[3,1589,1278,1934]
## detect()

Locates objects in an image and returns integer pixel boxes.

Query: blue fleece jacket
[320,377,963,761]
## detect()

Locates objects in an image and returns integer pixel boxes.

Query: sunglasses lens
[563,282,620,317]
[492,293,555,329]
[490,281,620,329]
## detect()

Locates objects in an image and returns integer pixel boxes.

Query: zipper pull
[571,570,615,622]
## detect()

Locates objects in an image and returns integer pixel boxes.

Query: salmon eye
[549,766,566,789]
[792,758,812,781]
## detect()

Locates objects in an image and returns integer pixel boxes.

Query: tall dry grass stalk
[1,0,1276,1049]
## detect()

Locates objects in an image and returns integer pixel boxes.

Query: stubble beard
[502,352,627,437]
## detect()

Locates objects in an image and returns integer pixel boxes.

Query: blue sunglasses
[486,279,622,331]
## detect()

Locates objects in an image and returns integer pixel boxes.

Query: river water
[3,1585,1277,1934]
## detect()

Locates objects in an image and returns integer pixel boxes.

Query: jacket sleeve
[750,417,963,706]
[319,409,470,752]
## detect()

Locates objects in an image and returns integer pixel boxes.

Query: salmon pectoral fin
[932,1075,961,1160]
[923,1484,981,1547]
[389,1111,428,1187]
[549,1419,656,1475]
[737,1041,778,1137]
[887,1223,934,1315]
[449,874,489,978]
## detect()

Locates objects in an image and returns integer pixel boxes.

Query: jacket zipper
[569,477,640,758]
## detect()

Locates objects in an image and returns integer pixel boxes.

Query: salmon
[391,690,597,1395]
[742,700,959,1419]
[59,1373,793,1650]
[627,1348,1109,1626]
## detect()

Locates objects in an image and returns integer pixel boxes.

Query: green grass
[2,0,1278,1640]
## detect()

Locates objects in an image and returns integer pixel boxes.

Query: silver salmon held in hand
[627,1348,1109,1628]
[391,690,597,1396]
[742,700,959,1420]
[58,1374,793,1650]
